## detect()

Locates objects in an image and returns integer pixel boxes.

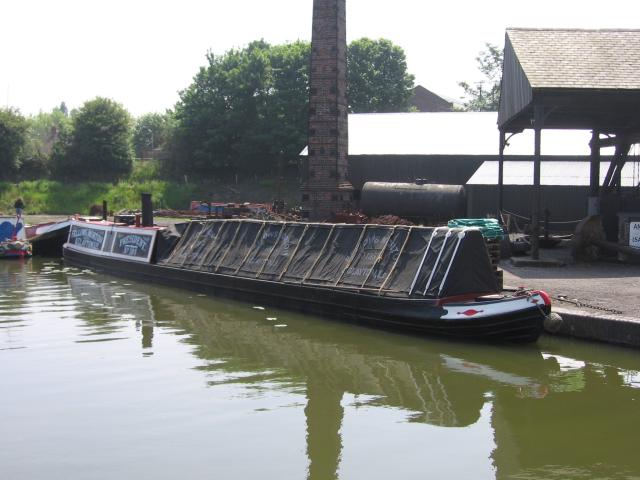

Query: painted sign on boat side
[66,222,156,263]
[69,225,106,251]
[630,221,640,249]
[113,232,153,259]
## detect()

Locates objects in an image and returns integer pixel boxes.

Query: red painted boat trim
[436,293,492,305]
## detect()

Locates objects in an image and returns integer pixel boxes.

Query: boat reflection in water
[63,273,640,480]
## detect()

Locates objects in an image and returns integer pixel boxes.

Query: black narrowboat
[63,219,551,343]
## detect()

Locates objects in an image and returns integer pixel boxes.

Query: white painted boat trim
[441,294,545,319]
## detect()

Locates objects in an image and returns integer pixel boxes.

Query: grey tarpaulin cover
[160,220,498,298]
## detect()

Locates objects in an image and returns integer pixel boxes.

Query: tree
[169,38,416,177]
[0,108,28,179]
[258,41,310,171]
[133,112,173,158]
[458,43,503,112]
[20,106,71,179]
[169,40,310,176]
[347,38,415,113]
[52,97,133,181]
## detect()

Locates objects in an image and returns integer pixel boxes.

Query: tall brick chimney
[301,0,353,221]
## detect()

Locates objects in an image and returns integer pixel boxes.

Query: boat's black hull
[64,248,546,343]
[31,227,70,256]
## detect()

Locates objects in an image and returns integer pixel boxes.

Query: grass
[0,161,300,215]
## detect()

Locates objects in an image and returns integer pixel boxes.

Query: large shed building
[498,28,640,254]
[302,112,639,228]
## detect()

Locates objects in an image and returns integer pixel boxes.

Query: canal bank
[502,247,640,348]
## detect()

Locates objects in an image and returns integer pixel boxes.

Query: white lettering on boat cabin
[630,222,640,249]
[70,226,105,250]
[115,233,151,257]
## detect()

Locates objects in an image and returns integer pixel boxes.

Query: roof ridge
[349,111,495,117]
[507,27,640,33]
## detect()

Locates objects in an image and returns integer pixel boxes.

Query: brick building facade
[301,0,353,220]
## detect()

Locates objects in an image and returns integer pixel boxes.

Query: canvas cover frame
[160,220,498,298]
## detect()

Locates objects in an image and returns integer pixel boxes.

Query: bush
[0,108,28,179]
[51,97,133,182]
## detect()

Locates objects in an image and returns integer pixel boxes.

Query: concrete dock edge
[550,306,640,348]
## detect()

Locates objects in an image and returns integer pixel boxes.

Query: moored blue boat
[0,216,32,259]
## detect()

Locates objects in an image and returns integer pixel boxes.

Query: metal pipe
[141,193,153,227]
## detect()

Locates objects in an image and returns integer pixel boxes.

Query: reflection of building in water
[63,274,640,479]
[151,296,551,480]
[492,352,640,479]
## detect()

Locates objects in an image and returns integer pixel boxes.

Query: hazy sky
[2,0,639,117]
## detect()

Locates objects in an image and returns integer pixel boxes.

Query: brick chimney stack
[301,0,353,221]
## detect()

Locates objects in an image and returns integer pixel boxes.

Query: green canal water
[1,258,639,480]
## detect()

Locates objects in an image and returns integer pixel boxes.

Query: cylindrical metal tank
[360,182,466,221]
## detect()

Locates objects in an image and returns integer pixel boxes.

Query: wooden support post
[588,130,600,215]
[498,130,506,221]
[531,105,544,260]
[613,142,630,195]
[603,140,631,193]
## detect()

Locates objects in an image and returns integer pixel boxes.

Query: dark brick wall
[302,0,353,220]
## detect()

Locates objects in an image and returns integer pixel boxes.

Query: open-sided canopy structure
[498,28,640,256]
[500,28,640,133]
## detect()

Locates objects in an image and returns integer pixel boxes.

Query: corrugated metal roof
[301,112,597,156]
[467,161,640,186]
[507,28,640,90]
